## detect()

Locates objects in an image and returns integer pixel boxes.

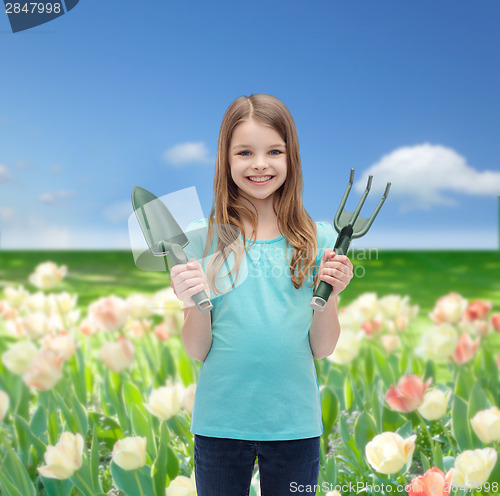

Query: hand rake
[310,168,391,311]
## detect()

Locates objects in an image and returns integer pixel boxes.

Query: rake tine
[334,168,355,232]
[348,174,373,229]
[353,181,391,239]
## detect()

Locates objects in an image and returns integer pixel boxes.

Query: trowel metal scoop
[310,169,391,311]
[131,185,213,314]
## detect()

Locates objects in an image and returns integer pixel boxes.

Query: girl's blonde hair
[199,93,320,295]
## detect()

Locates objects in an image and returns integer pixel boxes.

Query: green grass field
[0,250,498,315]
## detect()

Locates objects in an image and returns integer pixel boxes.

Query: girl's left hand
[316,248,353,297]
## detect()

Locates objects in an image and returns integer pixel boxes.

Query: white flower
[326,329,363,365]
[112,436,147,471]
[2,341,39,375]
[145,381,184,421]
[98,337,135,373]
[29,262,67,290]
[417,388,451,421]
[416,323,458,361]
[452,448,497,489]
[37,432,83,480]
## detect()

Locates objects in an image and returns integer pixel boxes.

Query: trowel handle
[310,227,352,312]
[168,243,213,314]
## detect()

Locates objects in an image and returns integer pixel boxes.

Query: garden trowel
[131,185,213,314]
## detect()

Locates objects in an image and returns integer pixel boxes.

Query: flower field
[0,249,499,496]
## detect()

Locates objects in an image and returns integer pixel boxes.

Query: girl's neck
[238,195,281,239]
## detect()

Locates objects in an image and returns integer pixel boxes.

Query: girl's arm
[309,294,341,360]
[170,259,213,362]
[309,248,353,359]
[181,307,213,362]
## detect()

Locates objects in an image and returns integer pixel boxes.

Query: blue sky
[0,0,499,250]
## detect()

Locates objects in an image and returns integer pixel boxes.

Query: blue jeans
[194,434,320,496]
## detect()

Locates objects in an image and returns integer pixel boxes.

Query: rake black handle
[311,226,353,311]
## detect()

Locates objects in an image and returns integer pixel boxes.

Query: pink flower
[385,374,432,413]
[452,332,480,365]
[98,336,135,373]
[154,322,171,342]
[490,313,500,332]
[88,296,128,332]
[429,292,467,325]
[407,467,455,496]
[464,300,492,322]
[22,349,64,391]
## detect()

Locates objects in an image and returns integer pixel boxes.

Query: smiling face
[228,118,287,211]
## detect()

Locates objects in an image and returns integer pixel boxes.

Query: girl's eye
[238,150,283,156]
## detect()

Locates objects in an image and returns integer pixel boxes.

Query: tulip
[21,312,56,339]
[452,332,480,365]
[42,331,78,361]
[126,294,153,320]
[25,291,52,314]
[2,340,38,375]
[491,313,500,332]
[28,262,67,290]
[165,473,197,496]
[381,334,400,354]
[407,467,455,496]
[0,300,18,319]
[50,292,78,314]
[429,292,467,325]
[416,324,458,361]
[0,390,10,422]
[470,406,500,444]
[386,374,432,413]
[361,318,383,338]
[112,436,147,470]
[182,384,197,415]
[379,295,407,320]
[22,349,65,390]
[451,448,497,489]
[124,318,151,338]
[98,336,134,373]
[463,300,492,321]
[417,389,451,421]
[4,285,29,309]
[338,306,364,331]
[365,431,416,474]
[145,381,184,421]
[350,292,378,320]
[88,295,129,332]
[78,316,99,337]
[37,432,83,479]
[152,288,183,317]
[326,329,362,365]
[154,322,171,341]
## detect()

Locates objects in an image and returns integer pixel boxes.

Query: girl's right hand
[170,258,211,307]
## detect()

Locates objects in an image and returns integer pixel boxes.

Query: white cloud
[103,200,133,224]
[163,141,213,167]
[38,190,76,204]
[355,143,500,212]
[0,164,11,182]
[50,165,63,174]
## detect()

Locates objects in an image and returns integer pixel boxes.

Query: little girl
[170,94,353,495]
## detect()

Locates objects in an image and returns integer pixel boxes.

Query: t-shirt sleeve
[315,221,337,267]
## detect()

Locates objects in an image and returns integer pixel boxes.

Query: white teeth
[248,176,273,182]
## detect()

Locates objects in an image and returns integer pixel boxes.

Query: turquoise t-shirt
[182,218,337,441]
